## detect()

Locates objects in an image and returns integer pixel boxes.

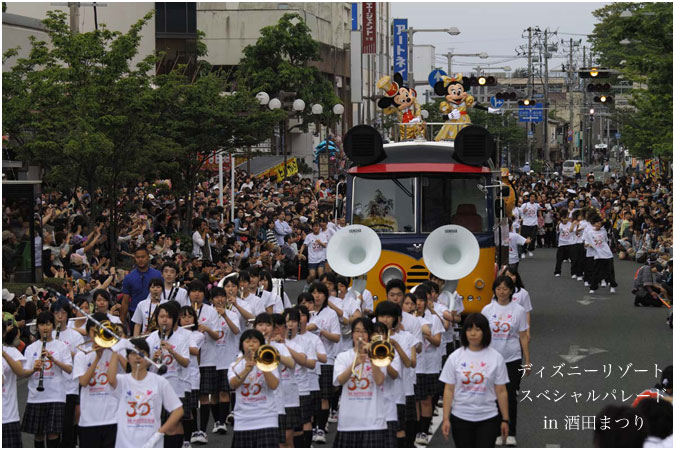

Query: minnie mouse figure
[433,74,475,141]
[376,73,425,140]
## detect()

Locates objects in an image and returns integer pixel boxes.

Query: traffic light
[594,94,614,104]
[589,108,595,122]
[468,75,497,87]
[495,92,518,101]
[518,99,533,106]
[587,83,611,92]
[579,67,610,78]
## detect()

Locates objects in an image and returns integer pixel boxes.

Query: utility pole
[568,38,574,159]
[69,2,79,35]
[582,45,588,165]
[543,28,550,163]
[527,26,534,165]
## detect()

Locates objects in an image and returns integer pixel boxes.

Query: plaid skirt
[161,396,190,422]
[405,395,417,423]
[387,421,398,447]
[299,394,314,424]
[232,427,280,448]
[396,403,406,432]
[199,366,218,394]
[216,368,230,391]
[415,373,439,399]
[2,421,22,448]
[283,406,302,430]
[186,389,200,413]
[21,401,65,435]
[333,428,390,448]
[318,365,335,398]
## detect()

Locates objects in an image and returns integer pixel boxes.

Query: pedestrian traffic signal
[594,95,614,104]
[495,92,518,101]
[589,108,595,121]
[468,75,497,87]
[579,67,610,78]
[518,99,533,106]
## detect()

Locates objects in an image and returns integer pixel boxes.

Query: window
[155,2,197,34]
[352,177,415,233]
[421,175,488,233]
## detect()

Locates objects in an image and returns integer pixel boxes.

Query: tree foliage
[589,2,672,159]
[236,13,341,126]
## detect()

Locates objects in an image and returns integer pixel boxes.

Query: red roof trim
[348,163,490,174]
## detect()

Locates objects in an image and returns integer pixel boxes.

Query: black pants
[520,225,537,252]
[79,424,117,448]
[554,245,575,275]
[590,258,617,290]
[450,414,500,448]
[583,256,595,282]
[544,224,555,248]
[61,394,78,447]
[505,359,522,437]
[571,244,585,277]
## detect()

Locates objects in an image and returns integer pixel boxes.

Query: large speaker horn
[423,225,480,280]
[327,225,382,277]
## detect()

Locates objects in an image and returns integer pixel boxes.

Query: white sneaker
[314,429,326,443]
[554,273,561,277]
[528,252,534,257]
[212,421,221,434]
[521,253,526,259]
[312,428,318,443]
[415,432,429,445]
[191,431,207,445]
[589,290,595,294]
[327,409,338,423]
[225,412,234,425]
[584,281,590,287]
[496,436,507,446]
[610,287,616,294]
[571,275,577,280]
[182,442,192,448]
[506,436,517,446]
[601,280,607,287]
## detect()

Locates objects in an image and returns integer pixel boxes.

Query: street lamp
[406,27,461,86]
[312,103,344,177]
[447,51,488,75]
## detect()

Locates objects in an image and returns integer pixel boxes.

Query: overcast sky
[391,1,611,76]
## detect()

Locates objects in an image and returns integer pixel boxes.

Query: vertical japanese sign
[362,2,376,54]
[393,18,408,82]
[351,3,358,31]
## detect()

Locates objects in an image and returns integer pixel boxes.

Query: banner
[393,18,408,82]
[362,2,376,54]
[258,157,298,182]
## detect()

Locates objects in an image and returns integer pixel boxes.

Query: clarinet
[36,333,47,392]
[55,323,62,341]
[167,282,179,303]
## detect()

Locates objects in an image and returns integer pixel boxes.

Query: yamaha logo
[445,229,458,233]
[348,229,361,233]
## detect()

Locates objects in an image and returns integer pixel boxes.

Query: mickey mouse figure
[433,74,475,141]
[376,73,425,141]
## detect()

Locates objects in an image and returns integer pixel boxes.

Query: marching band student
[375,301,417,448]
[161,262,190,306]
[3,320,26,448]
[575,209,592,285]
[132,277,164,336]
[145,301,190,448]
[298,221,328,283]
[284,307,317,448]
[481,275,531,446]
[21,311,73,448]
[305,282,341,443]
[296,299,327,444]
[412,287,444,447]
[50,300,83,448]
[335,276,363,352]
[502,267,533,342]
[321,273,349,420]
[580,209,597,287]
[188,280,222,445]
[372,321,403,448]
[210,286,241,435]
[231,270,266,332]
[92,289,123,326]
[586,213,618,294]
[571,210,587,280]
[228,329,281,448]
[506,219,530,273]
[440,313,510,448]
[72,312,121,448]
[554,208,578,277]
[386,279,423,354]
[179,306,204,446]
[107,338,184,448]
[271,313,305,448]
[400,294,424,447]
[260,270,283,313]
[69,296,93,338]
[332,318,389,447]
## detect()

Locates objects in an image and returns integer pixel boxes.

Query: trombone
[351,332,394,381]
[75,320,124,355]
[231,342,280,374]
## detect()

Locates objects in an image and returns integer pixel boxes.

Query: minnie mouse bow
[442,74,463,87]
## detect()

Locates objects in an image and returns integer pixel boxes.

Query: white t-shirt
[146,327,191,396]
[557,222,576,247]
[520,202,541,226]
[24,339,72,403]
[2,345,25,423]
[301,331,325,391]
[112,372,182,448]
[440,291,464,341]
[418,314,445,374]
[272,341,300,408]
[195,303,223,368]
[582,227,597,258]
[511,288,533,313]
[131,299,162,333]
[161,286,189,307]
[511,207,521,229]
[382,350,403,421]
[290,333,314,396]
[237,294,266,332]
[481,301,529,363]
[303,232,328,264]
[400,311,423,346]
[72,347,121,427]
[391,330,417,398]
[53,327,84,395]
[439,346,509,422]
[187,330,205,390]
[508,232,527,264]
[213,309,241,370]
[310,307,341,364]
[333,348,388,432]
[228,357,280,431]
[575,220,589,245]
[587,228,613,259]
